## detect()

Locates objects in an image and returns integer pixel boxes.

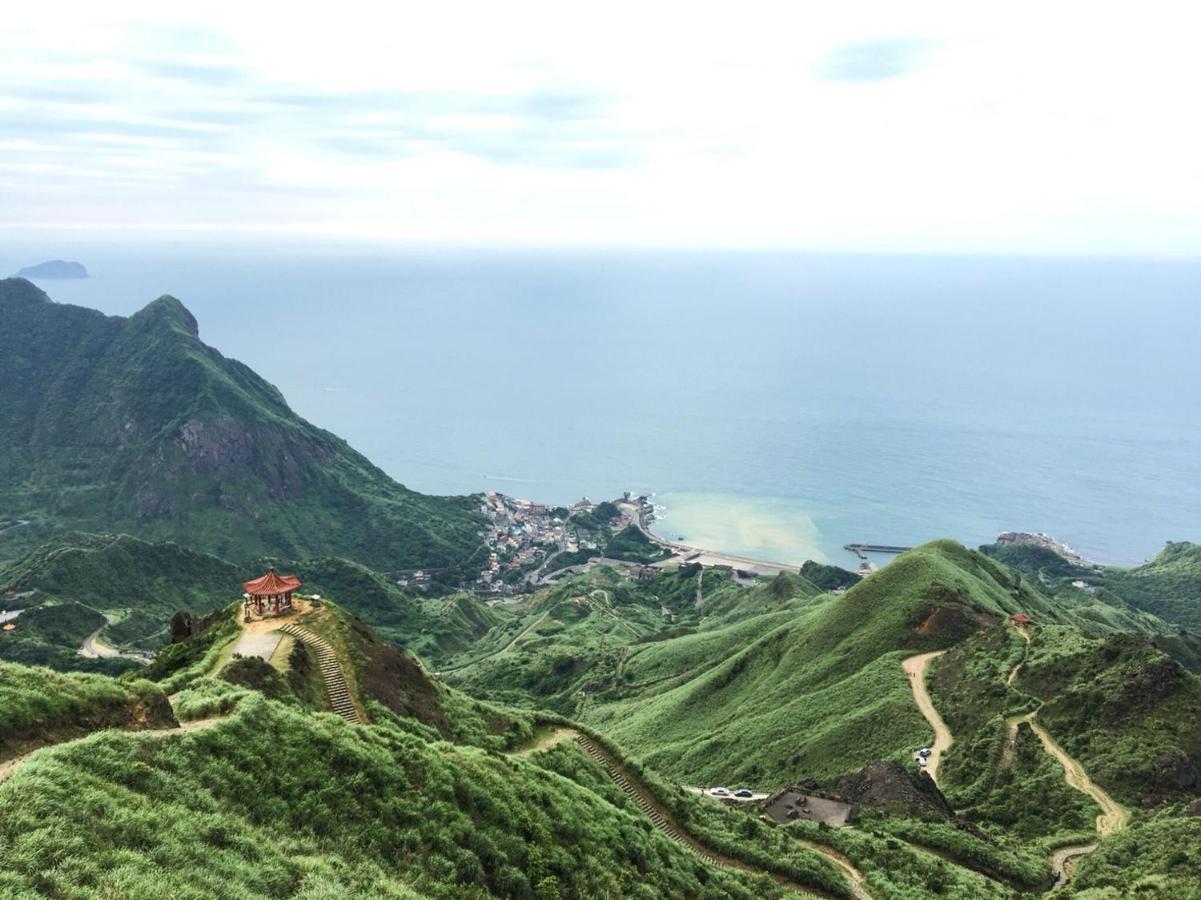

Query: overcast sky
[3,1,1200,254]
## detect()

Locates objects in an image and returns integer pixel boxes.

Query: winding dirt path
[1047,843,1097,887]
[510,726,578,758]
[1005,709,1128,887]
[0,714,226,786]
[1032,718,1129,837]
[997,625,1127,886]
[1006,624,1031,686]
[902,651,952,782]
[441,611,550,674]
[511,727,870,899]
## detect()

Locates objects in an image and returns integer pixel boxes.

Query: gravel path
[902,651,952,782]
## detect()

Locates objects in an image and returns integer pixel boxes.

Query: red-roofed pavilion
[242,568,301,620]
[1010,612,1032,626]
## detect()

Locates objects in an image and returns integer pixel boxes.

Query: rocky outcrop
[344,615,449,735]
[1103,650,1187,726]
[829,760,954,820]
[1149,751,1197,794]
[169,606,229,644]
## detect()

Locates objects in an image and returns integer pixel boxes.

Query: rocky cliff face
[0,279,483,572]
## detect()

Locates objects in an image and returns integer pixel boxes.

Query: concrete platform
[231,631,283,662]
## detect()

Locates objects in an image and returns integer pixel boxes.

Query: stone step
[280,625,361,724]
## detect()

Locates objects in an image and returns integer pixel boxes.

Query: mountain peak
[130,294,200,338]
[0,277,53,307]
[0,286,483,573]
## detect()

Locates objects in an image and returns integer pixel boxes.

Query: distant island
[15,260,89,279]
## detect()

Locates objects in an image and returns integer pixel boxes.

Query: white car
[916,757,928,767]
[709,787,730,797]
[919,747,932,758]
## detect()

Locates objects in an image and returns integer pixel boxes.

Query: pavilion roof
[243,568,302,595]
[1010,612,1032,624]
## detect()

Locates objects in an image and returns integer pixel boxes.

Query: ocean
[5,242,1200,568]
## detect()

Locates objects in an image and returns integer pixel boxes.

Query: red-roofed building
[242,568,301,620]
[1010,613,1032,626]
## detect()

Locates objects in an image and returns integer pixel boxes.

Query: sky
[2,1,1200,254]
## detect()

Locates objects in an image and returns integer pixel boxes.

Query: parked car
[710,787,730,796]
[734,789,753,798]
[919,747,932,758]
[916,757,928,767]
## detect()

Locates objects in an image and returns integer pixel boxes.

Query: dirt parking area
[765,790,854,826]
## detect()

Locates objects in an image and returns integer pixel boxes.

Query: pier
[844,543,911,560]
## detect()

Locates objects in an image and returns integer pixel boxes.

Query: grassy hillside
[982,539,1201,634]
[603,525,672,563]
[932,622,1201,810]
[1068,809,1201,897]
[928,619,1201,897]
[447,541,1197,791]
[258,555,505,662]
[0,598,840,899]
[0,532,239,650]
[581,541,1031,786]
[441,566,817,714]
[1021,630,1201,808]
[0,534,508,672]
[0,278,484,574]
[4,561,1201,896]
[0,662,173,761]
[0,691,793,899]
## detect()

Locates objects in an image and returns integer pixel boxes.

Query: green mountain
[4,535,1201,896]
[0,278,484,573]
[982,539,1201,634]
[0,533,239,660]
[449,540,1191,789]
[0,534,506,675]
[1,598,861,899]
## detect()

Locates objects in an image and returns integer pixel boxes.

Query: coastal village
[466,491,654,597]
[391,491,658,596]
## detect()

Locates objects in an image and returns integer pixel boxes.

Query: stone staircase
[574,734,722,867]
[278,624,362,724]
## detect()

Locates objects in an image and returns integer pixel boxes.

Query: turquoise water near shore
[5,244,1200,567]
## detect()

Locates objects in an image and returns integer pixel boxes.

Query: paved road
[78,613,150,663]
[684,785,771,803]
[78,613,120,659]
[633,516,800,576]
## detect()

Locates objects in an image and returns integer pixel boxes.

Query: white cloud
[1,0,1200,253]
